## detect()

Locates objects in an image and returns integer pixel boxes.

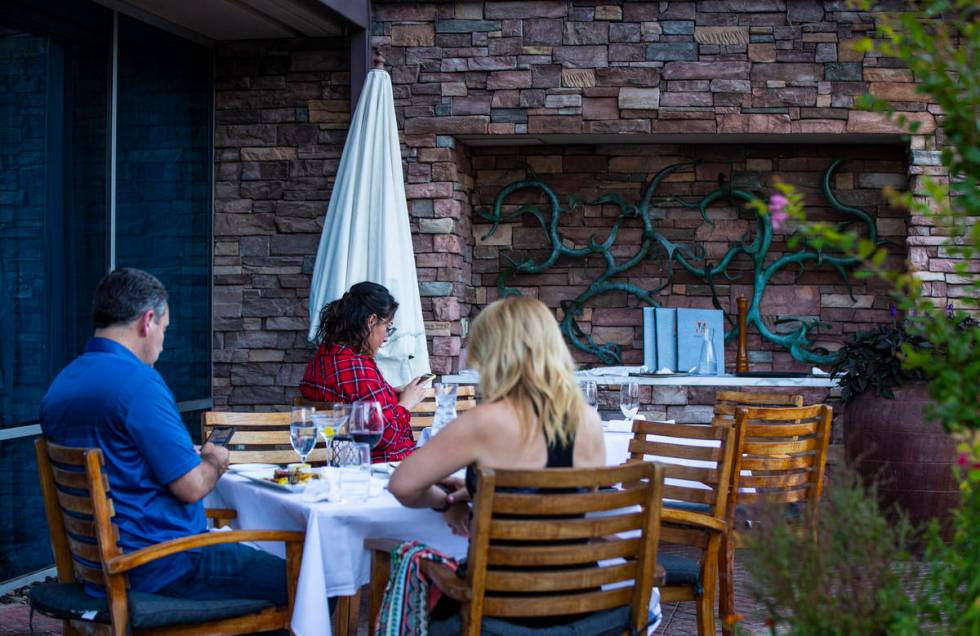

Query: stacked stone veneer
[213,38,349,409]
[213,2,965,413]
[371,0,955,375]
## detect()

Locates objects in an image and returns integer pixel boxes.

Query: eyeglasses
[377,317,396,338]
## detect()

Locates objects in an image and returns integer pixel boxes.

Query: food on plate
[270,465,319,486]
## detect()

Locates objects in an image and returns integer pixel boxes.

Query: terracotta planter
[844,383,960,532]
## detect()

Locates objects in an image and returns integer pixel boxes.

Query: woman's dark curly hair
[314,281,398,354]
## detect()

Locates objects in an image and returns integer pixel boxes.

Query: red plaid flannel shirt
[299,343,415,463]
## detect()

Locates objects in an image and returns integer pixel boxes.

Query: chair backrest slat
[202,411,328,464]
[461,462,664,633]
[629,439,722,462]
[486,561,637,593]
[483,587,634,619]
[486,537,641,567]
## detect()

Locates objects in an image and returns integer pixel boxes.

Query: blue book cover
[676,308,726,374]
[654,308,677,371]
[642,307,657,370]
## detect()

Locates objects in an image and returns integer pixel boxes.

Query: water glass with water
[620,382,640,427]
[335,441,371,502]
[349,400,384,448]
[580,380,598,410]
[431,383,458,435]
[290,407,317,464]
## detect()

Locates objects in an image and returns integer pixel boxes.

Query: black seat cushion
[658,554,701,587]
[429,604,632,636]
[28,582,275,629]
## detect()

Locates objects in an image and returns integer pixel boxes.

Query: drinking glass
[335,441,371,502]
[580,380,598,410]
[289,407,317,465]
[311,404,348,463]
[349,400,384,448]
[619,382,640,428]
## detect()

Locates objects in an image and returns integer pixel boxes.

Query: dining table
[204,421,692,636]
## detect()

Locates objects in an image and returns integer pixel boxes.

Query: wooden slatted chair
[719,404,833,634]
[709,390,803,633]
[29,438,304,636]
[294,385,478,440]
[366,462,666,636]
[202,411,328,465]
[627,418,745,636]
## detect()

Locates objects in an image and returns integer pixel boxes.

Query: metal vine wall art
[475,160,880,365]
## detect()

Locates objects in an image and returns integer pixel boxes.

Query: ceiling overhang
[93,0,364,44]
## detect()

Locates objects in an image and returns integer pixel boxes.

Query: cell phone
[418,373,435,384]
[206,426,235,447]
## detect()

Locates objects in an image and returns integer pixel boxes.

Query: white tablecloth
[206,428,667,636]
[205,476,468,636]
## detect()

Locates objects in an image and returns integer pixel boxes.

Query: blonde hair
[467,296,584,447]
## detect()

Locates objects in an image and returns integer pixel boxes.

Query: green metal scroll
[475,160,880,365]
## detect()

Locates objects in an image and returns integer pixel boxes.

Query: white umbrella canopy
[308,68,431,386]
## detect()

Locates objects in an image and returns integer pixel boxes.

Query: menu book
[676,308,726,374]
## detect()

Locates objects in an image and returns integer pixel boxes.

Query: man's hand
[200,442,230,474]
[169,443,230,504]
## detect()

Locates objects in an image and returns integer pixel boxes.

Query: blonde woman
[388,296,605,535]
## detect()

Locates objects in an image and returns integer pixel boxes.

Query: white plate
[236,468,317,493]
[228,463,280,473]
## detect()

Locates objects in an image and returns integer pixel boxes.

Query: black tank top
[464,433,575,497]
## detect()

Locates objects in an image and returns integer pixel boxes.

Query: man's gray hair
[91,268,168,329]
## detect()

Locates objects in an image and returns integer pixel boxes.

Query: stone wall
[467,142,907,371]
[212,38,349,409]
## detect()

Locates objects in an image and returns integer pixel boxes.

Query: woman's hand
[443,502,471,538]
[441,475,470,505]
[396,377,428,411]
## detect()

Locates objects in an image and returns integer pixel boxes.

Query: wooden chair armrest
[662,508,728,533]
[205,507,237,520]
[420,561,471,602]
[105,530,305,575]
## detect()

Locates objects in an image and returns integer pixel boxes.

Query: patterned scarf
[375,541,460,636]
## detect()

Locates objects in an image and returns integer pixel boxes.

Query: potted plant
[832,314,975,531]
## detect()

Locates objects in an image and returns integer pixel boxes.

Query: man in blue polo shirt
[41,268,286,605]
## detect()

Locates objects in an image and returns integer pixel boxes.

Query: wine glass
[312,403,348,463]
[580,380,598,410]
[349,400,384,449]
[290,406,317,465]
[620,382,640,429]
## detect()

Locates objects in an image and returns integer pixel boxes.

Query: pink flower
[770,208,789,230]
[769,193,789,230]
[769,193,789,214]
[958,453,969,467]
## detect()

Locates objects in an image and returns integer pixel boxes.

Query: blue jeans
[157,543,287,606]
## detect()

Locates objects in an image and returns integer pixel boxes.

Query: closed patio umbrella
[307,59,430,386]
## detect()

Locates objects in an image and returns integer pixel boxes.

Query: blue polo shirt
[40,337,205,594]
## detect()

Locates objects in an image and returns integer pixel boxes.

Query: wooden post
[735,297,749,373]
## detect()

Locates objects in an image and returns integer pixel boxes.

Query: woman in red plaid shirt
[300,282,428,463]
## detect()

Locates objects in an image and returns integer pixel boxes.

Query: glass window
[114,15,212,404]
[0,436,51,581]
